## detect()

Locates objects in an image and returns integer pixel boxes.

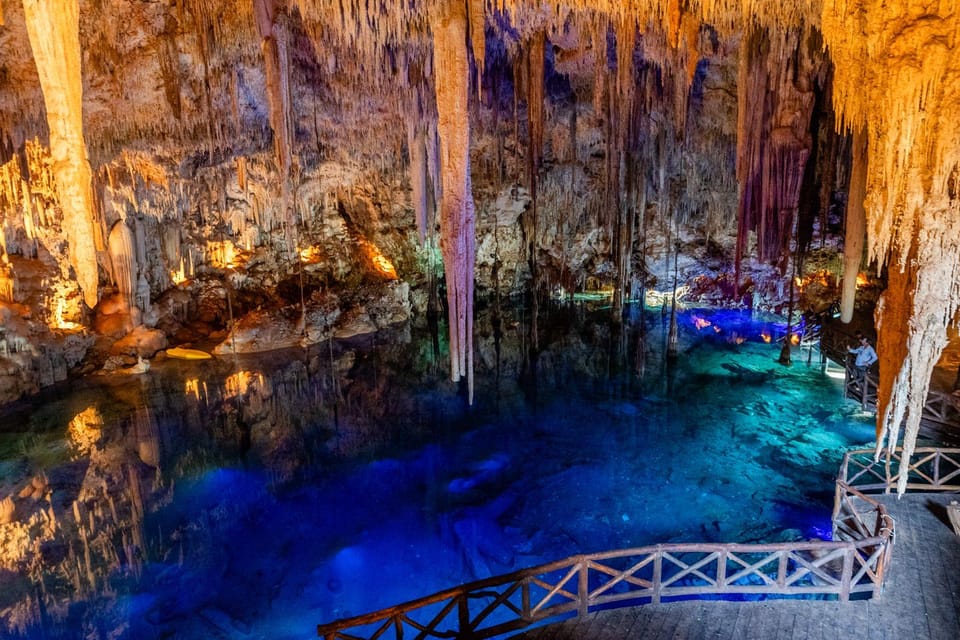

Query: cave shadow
[924,498,956,532]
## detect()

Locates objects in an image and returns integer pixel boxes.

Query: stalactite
[431,0,476,403]
[254,0,295,181]
[236,156,247,192]
[407,124,430,243]
[734,26,817,283]
[733,27,763,291]
[468,0,486,89]
[157,32,183,121]
[526,30,546,197]
[524,29,546,310]
[822,1,960,492]
[840,127,867,324]
[22,0,101,309]
[611,16,637,316]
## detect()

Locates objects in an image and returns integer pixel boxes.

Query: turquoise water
[0,306,877,638]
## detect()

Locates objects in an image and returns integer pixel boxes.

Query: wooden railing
[316,449,914,639]
[838,447,960,494]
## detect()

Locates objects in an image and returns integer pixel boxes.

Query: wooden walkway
[512,493,960,640]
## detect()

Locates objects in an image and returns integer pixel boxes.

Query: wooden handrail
[314,447,958,639]
[839,447,960,493]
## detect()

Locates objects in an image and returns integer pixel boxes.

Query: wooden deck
[512,493,960,640]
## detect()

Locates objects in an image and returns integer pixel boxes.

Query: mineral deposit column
[23,0,101,309]
[431,0,476,403]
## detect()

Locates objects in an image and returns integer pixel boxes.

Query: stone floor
[512,493,960,640]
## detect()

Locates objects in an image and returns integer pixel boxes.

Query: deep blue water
[0,305,877,638]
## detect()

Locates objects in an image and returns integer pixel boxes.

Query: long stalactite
[822,0,960,493]
[840,126,866,324]
[22,0,101,309]
[431,0,476,403]
[254,0,294,178]
[734,26,817,283]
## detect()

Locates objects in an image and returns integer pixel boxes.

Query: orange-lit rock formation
[21,0,101,309]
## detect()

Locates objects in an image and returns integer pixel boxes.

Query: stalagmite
[840,127,866,324]
[22,0,100,309]
[108,221,139,327]
[431,0,476,402]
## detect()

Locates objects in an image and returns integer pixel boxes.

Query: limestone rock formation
[0,1,958,483]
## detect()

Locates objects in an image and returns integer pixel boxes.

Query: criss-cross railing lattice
[839,447,960,493]
[313,447,956,639]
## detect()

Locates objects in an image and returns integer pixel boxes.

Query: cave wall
[3,1,956,479]
[0,1,752,406]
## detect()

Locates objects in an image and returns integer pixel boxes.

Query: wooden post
[458,594,470,635]
[578,561,589,616]
[831,482,844,540]
[840,547,853,601]
[652,551,662,604]
[716,549,728,589]
[521,579,530,620]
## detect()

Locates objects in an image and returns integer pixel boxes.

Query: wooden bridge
[317,448,960,640]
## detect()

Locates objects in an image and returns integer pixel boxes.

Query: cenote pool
[0,305,878,639]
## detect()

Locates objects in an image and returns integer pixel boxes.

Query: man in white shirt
[847,336,878,383]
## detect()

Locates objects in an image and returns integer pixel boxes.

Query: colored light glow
[185,378,201,400]
[360,239,398,279]
[856,272,869,287]
[300,246,323,264]
[225,370,264,398]
[692,315,712,330]
[171,258,189,285]
[208,240,244,269]
[52,297,82,330]
[67,406,103,456]
[760,330,772,343]
[644,286,688,308]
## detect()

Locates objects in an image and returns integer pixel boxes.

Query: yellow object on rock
[165,347,213,360]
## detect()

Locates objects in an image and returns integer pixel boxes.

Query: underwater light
[692,315,712,330]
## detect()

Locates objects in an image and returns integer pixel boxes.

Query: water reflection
[0,305,873,638]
